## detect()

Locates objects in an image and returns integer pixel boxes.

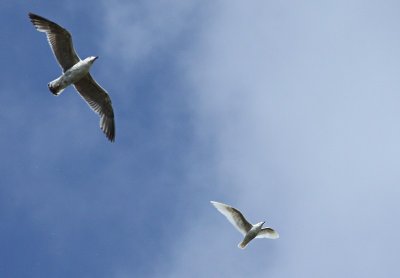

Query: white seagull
[211,201,279,249]
[29,12,115,142]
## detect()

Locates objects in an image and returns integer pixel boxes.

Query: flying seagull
[210,201,279,249]
[28,12,115,142]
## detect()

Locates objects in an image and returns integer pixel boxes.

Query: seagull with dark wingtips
[211,201,279,248]
[28,12,115,142]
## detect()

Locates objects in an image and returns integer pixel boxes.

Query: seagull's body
[210,201,279,249]
[29,13,115,142]
[48,57,97,96]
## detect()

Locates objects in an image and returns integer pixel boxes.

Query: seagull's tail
[238,242,247,249]
[48,77,65,96]
[238,238,251,249]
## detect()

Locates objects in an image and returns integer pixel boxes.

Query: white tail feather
[48,76,66,95]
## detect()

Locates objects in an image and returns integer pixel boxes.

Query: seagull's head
[86,56,99,64]
[255,221,265,228]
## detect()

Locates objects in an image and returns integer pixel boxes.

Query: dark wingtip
[106,118,115,142]
[107,131,115,143]
[28,12,38,25]
[102,117,115,143]
[28,12,55,26]
[107,127,115,143]
[28,12,41,20]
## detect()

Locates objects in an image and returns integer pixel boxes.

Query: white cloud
[152,1,400,277]
[97,1,400,277]
[100,0,202,71]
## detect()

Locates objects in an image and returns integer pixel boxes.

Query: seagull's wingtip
[105,132,115,143]
[28,12,41,20]
[210,201,224,207]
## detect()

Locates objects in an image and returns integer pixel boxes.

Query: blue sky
[1,0,400,277]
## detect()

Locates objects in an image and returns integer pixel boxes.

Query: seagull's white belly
[48,60,92,95]
[60,60,91,86]
[238,225,263,248]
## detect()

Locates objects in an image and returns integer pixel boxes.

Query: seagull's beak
[94,56,99,60]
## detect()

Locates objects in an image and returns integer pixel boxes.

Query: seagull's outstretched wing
[29,13,79,71]
[256,227,279,239]
[74,74,115,142]
[211,201,252,235]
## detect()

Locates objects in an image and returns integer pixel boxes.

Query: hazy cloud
[2,1,400,277]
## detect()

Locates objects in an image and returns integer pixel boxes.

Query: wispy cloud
[100,0,203,71]
[148,1,400,277]
[3,1,400,277]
